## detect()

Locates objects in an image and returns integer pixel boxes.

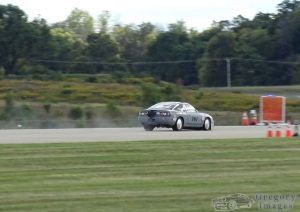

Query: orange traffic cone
[251,114,257,125]
[286,122,292,138]
[242,112,249,126]
[267,123,273,138]
[275,124,282,138]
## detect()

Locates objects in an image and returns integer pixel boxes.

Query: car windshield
[148,102,178,110]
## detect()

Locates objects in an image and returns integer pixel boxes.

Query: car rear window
[149,103,177,110]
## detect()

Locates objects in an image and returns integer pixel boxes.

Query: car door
[173,103,186,124]
[185,104,204,127]
[174,104,190,127]
[194,111,205,127]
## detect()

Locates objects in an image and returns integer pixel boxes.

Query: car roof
[156,102,188,105]
[150,102,193,107]
[157,102,181,104]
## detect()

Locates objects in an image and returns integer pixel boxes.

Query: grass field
[0,139,300,211]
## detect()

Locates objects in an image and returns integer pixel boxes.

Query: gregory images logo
[256,193,296,211]
[212,193,255,211]
[212,193,297,212]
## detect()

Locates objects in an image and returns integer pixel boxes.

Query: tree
[86,32,120,72]
[275,2,300,55]
[233,28,274,85]
[148,21,199,84]
[17,17,54,75]
[271,0,300,84]
[0,5,52,75]
[198,30,235,86]
[47,27,87,73]
[277,0,300,14]
[63,8,94,41]
[112,23,157,61]
[231,15,251,30]
[3,1,300,86]
[0,4,29,74]
[97,10,111,34]
[252,12,276,31]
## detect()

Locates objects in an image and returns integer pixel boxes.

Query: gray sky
[2,0,283,31]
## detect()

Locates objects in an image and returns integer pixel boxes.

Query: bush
[105,102,122,118]
[48,70,63,81]
[44,103,52,114]
[0,93,16,120]
[196,91,204,100]
[61,89,73,95]
[85,108,94,120]
[111,71,131,83]
[141,83,162,107]
[161,84,181,101]
[0,66,5,80]
[85,76,98,83]
[69,106,83,120]
[18,104,33,118]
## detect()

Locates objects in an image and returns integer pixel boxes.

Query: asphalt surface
[0,126,269,144]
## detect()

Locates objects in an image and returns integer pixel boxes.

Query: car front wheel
[172,118,183,131]
[203,118,211,131]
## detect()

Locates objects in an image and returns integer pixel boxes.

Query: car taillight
[139,111,148,116]
[158,112,171,117]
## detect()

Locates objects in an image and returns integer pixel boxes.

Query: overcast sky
[2,0,283,31]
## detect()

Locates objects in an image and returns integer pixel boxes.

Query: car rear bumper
[138,116,176,127]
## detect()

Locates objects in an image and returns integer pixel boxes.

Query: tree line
[1,0,300,86]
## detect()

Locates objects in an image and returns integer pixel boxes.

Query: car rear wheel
[143,125,154,131]
[172,118,183,131]
[203,118,211,131]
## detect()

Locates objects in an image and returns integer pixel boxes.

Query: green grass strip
[0,138,299,211]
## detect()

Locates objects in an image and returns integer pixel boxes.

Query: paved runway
[0,126,268,144]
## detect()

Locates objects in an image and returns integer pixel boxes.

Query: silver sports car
[138,102,214,131]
